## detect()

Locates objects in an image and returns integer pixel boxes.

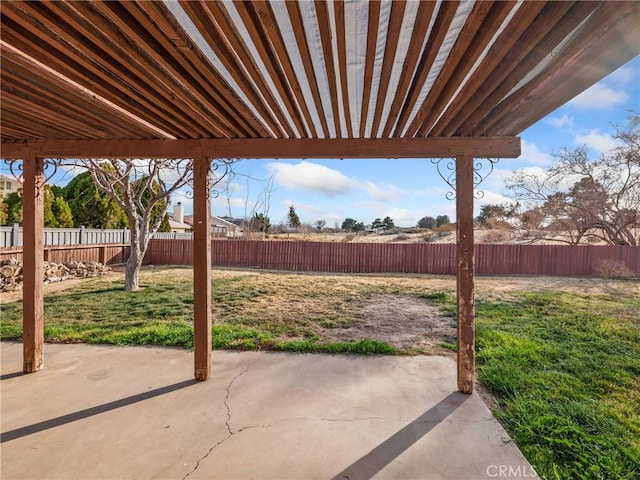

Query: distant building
[168,203,192,233]
[0,174,21,199]
[183,213,242,237]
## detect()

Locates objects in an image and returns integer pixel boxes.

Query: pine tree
[287,205,301,231]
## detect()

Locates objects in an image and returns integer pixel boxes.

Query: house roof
[183,215,240,230]
[1,1,638,156]
[167,217,192,231]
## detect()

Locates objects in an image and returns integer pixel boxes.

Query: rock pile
[0,258,110,292]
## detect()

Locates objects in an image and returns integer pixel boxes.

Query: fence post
[79,226,85,245]
[11,223,20,247]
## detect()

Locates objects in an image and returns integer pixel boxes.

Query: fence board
[4,240,637,276]
[0,244,130,266]
[142,240,639,276]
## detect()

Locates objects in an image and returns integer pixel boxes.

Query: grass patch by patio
[1,268,638,479]
[0,270,402,355]
[475,292,640,480]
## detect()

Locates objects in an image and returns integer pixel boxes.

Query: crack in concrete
[181,434,231,480]
[233,416,389,432]
[182,414,390,478]
[181,359,258,480]
[225,360,258,434]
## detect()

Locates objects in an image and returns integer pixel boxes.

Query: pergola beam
[0,137,521,160]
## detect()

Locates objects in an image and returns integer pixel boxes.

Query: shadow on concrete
[331,391,469,480]
[0,371,27,380]
[1,379,195,443]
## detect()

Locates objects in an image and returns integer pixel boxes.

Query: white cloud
[361,181,405,201]
[414,185,451,198]
[476,190,513,208]
[514,166,548,184]
[575,131,616,154]
[545,114,574,130]
[568,82,629,109]
[353,201,416,227]
[267,160,406,203]
[383,207,415,227]
[210,194,250,215]
[515,166,579,194]
[605,64,637,86]
[519,140,553,166]
[267,161,356,196]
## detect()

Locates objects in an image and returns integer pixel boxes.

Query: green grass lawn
[1,268,638,479]
[474,292,640,480]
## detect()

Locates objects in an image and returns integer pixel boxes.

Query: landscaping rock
[0,258,110,292]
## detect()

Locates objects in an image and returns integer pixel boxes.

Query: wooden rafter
[369,0,407,138]
[487,0,640,136]
[381,0,436,138]
[432,1,571,137]
[251,1,319,138]
[2,1,637,143]
[286,0,331,138]
[333,0,352,138]
[314,0,342,138]
[391,0,459,138]
[407,1,512,137]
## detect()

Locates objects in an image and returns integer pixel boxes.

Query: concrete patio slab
[1,342,538,480]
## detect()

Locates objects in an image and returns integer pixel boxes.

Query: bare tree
[222,170,276,239]
[506,114,639,245]
[80,158,234,290]
[315,219,326,231]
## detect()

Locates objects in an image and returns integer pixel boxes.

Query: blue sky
[184,55,638,228]
[4,57,638,229]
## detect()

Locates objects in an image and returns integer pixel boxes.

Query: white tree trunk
[125,227,144,291]
[124,250,142,291]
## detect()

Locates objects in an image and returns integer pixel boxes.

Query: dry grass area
[5,266,636,356]
[268,230,454,243]
[5,266,637,305]
[258,228,591,244]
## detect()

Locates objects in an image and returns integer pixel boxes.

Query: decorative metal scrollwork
[2,157,66,186]
[3,159,23,183]
[430,158,457,200]
[472,158,498,200]
[430,157,499,200]
[184,187,219,200]
[43,158,65,185]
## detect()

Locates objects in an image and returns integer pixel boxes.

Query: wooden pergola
[2,1,638,393]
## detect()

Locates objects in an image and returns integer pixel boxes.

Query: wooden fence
[0,244,130,266]
[0,224,132,248]
[144,239,639,276]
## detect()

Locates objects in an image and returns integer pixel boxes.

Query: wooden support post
[193,153,212,381]
[22,152,45,373]
[456,155,475,394]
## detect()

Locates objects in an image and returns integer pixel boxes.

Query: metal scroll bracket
[430,157,499,200]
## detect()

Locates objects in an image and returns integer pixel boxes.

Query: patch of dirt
[319,294,457,355]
